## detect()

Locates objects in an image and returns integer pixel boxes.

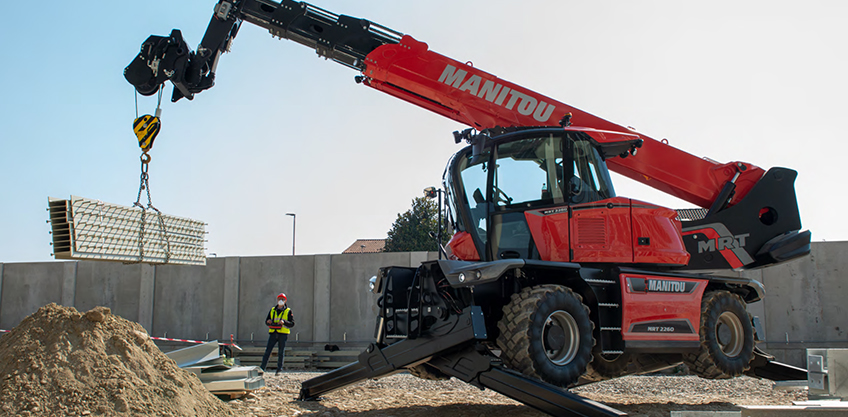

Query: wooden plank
[317,361,357,368]
[319,350,363,356]
[213,390,249,400]
[232,348,355,370]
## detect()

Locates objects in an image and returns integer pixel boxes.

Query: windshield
[493,134,565,209]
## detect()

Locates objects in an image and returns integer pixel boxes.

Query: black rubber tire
[497,285,595,387]
[684,291,755,379]
[407,363,451,381]
[584,352,632,381]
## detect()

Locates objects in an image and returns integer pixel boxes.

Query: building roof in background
[342,239,386,254]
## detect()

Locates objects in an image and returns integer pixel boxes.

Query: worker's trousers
[260,332,288,373]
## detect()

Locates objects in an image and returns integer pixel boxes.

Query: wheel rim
[716,311,744,357]
[543,310,580,365]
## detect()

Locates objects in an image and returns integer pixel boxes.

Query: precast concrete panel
[329,252,413,343]
[237,256,315,344]
[152,262,226,341]
[312,255,332,343]
[0,263,3,327]
[760,254,813,366]
[221,257,240,340]
[759,242,848,366]
[0,262,66,331]
[805,242,848,343]
[74,261,143,323]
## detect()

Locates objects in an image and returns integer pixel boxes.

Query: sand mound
[0,303,236,416]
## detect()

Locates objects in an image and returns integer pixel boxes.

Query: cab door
[488,134,566,260]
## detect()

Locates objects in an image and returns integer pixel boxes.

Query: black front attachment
[681,167,810,270]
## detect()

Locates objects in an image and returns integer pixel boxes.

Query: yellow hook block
[133,115,161,152]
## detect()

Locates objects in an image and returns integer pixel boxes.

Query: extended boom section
[126,0,770,211]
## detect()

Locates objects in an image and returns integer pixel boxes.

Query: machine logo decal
[682,223,755,268]
[628,277,699,294]
[439,64,556,122]
[630,320,694,334]
[647,279,688,293]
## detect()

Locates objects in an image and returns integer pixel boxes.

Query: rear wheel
[684,291,755,379]
[497,285,594,387]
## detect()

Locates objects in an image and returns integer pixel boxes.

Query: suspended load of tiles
[47,195,206,265]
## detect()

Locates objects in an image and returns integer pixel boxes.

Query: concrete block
[138,264,155,332]
[409,251,430,268]
[808,349,848,400]
[742,401,848,417]
[74,261,144,323]
[312,254,332,343]
[0,263,4,327]
[0,262,65,330]
[62,262,76,306]
[221,257,240,340]
[238,256,316,343]
[759,242,848,368]
[329,252,411,343]
[153,262,226,341]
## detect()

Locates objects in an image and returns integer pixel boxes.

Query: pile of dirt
[0,303,236,416]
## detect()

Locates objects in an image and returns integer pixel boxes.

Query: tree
[384,196,451,252]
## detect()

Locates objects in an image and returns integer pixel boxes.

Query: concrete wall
[752,241,848,366]
[0,262,66,330]
[0,244,845,367]
[0,251,437,348]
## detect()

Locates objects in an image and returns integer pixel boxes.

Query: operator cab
[445,127,690,267]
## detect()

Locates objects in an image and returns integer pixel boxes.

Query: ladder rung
[602,350,624,355]
[600,327,621,331]
[585,279,616,285]
[598,303,619,308]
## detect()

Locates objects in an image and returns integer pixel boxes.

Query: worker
[260,292,295,375]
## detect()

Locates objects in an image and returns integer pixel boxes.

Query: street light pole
[285,213,296,256]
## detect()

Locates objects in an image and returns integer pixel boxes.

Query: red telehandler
[125,2,811,415]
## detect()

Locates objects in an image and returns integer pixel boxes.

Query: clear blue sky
[1,1,845,262]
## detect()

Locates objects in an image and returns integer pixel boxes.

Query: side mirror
[470,134,489,165]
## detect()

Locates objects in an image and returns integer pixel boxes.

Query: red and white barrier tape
[0,329,240,350]
[149,336,205,344]
[151,336,242,351]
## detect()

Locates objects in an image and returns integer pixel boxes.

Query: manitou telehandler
[125,1,811,415]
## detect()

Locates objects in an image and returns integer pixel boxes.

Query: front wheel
[684,291,755,379]
[584,351,632,381]
[497,285,595,387]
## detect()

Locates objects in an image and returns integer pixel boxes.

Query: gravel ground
[224,371,807,417]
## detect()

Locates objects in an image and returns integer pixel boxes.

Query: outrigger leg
[298,307,626,417]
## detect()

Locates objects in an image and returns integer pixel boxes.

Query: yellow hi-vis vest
[269,307,291,334]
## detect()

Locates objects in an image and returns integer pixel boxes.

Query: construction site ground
[227,371,807,417]
[0,304,808,417]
